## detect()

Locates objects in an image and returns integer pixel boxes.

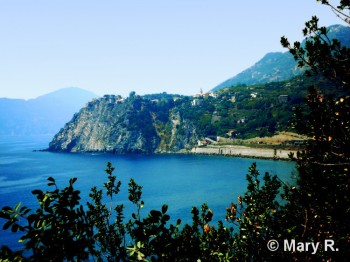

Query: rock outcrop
[48,94,200,154]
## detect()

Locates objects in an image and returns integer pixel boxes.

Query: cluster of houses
[191,89,289,107]
[86,89,289,109]
[192,89,241,106]
[190,88,290,145]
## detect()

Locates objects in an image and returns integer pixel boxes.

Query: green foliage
[87,162,126,260]
[281,18,350,90]
[316,0,350,23]
[0,177,93,261]
[225,163,283,261]
[0,161,285,261]
[279,2,350,260]
[2,1,350,261]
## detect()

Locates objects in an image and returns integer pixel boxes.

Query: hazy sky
[0,0,346,99]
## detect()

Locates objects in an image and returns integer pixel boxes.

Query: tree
[1,1,349,261]
[0,177,94,261]
[0,162,236,261]
[279,2,350,260]
[225,163,283,261]
[316,0,350,24]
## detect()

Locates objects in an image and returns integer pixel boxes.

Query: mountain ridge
[212,24,350,91]
[0,87,98,135]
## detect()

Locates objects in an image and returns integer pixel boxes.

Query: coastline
[41,145,299,161]
[188,145,298,160]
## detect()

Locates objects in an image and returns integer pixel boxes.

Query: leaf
[161,204,168,214]
[3,221,12,230]
[0,206,12,218]
[27,214,36,224]
[47,177,55,183]
[19,236,26,243]
[23,208,31,215]
[0,212,10,219]
[2,206,12,211]
[32,190,43,195]
[14,202,21,212]
[11,224,19,232]
[176,219,182,227]
[150,210,162,218]
[162,214,170,222]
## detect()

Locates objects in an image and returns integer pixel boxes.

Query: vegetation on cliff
[48,92,200,154]
[48,74,338,154]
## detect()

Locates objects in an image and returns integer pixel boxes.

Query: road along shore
[190,145,298,160]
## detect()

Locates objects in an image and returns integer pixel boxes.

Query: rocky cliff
[48,93,200,154]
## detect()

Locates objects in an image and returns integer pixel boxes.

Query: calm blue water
[0,135,297,251]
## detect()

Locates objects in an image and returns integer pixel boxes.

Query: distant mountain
[0,87,98,135]
[212,24,350,91]
[212,52,301,91]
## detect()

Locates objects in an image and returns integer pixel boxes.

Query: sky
[0,0,346,99]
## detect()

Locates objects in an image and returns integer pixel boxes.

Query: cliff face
[48,94,200,154]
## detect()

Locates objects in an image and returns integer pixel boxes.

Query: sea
[0,135,297,251]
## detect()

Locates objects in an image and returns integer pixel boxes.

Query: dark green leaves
[103,162,121,199]
[150,210,161,218]
[280,2,350,259]
[31,189,43,195]
[1,161,235,261]
[161,204,168,214]
[128,178,142,205]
